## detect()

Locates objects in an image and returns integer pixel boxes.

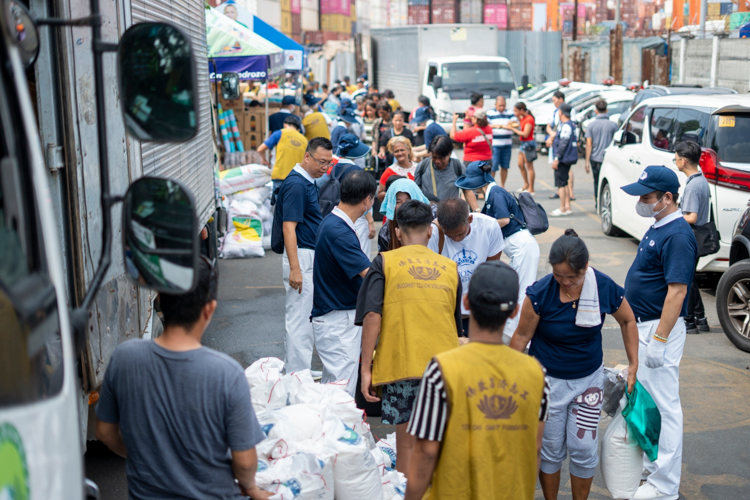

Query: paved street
[86,150,750,499]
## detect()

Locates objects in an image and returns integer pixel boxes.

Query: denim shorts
[381,380,421,425]
[492,145,513,171]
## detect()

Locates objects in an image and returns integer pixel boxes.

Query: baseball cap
[473,109,487,120]
[469,262,519,314]
[559,103,572,117]
[281,95,297,106]
[621,165,680,196]
[303,93,321,106]
[412,106,431,124]
[338,108,359,124]
[455,161,494,190]
[336,133,370,158]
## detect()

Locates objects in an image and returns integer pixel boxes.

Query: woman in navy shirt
[510,229,639,500]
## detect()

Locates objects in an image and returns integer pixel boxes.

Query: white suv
[597,94,750,273]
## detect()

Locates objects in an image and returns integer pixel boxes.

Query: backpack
[318,163,358,217]
[270,184,285,254]
[513,191,549,235]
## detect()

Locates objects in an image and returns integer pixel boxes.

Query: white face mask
[635,196,667,218]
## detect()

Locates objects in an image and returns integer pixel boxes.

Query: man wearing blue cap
[621,165,698,500]
[410,106,448,160]
[268,95,303,135]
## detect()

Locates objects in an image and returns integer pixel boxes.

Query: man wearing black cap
[621,166,698,500]
[268,95,303,135]
[550,102,578,217]
[405,261,549,500]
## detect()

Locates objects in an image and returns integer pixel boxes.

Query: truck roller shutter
[130,0,216,228]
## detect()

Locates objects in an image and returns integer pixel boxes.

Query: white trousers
[637,318,686,496]
[354,214,372,258]
[502,229,540,343]
[311,309,362,397]
[282,248,315,373]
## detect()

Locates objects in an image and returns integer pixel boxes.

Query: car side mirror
[122,177,199,294]
[4,0,39,68]
[117,22,199,143]
[432,75,442,89]
[221,72,241,100]
[613,129,624,147]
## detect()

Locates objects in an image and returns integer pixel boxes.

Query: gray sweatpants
[540,366,604,479]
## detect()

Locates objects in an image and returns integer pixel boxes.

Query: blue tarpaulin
[252,16,306,71]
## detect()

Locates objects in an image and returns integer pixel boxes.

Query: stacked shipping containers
[371,0,389,26]
[408,0,431,25]
[301,0,320,31]
[321,0,352,33]
[460,0,483,22]
[431,0,458,23]
[388,0,409,25]
[281,0,292,34]
[484,0,507,29]
[509,1,534,29]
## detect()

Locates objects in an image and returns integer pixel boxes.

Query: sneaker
[550,208,571,217]
[549,193,560,199]
[685,319,699,335]
[695,316,710,332]
[630,482,678,500]
[310,370,323,381]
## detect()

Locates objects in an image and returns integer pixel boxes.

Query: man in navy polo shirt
[272,137,332,374]
[311,170,377,396]
[621,165,698,500]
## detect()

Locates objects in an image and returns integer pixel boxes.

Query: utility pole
[611,0,623,84]
[573,0,579,40]
[615,0,621,25]
[699,0,707,38]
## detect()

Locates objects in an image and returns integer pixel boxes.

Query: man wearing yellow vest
[301,94,332,141]
[356,200,462,474]
[257,116,308,188]
[405,261,550,500]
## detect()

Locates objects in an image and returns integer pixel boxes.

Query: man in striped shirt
[405,261,550,500]
[486,96,516,188]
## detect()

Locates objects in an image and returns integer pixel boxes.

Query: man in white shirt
[486,96,516,188]
[428,195,505,337]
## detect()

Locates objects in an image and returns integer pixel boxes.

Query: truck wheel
[716,261,750,353]
[600,182,624,237]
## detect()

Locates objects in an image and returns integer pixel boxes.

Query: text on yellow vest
[272,129,308,180]
[302,112,331,140]
[430,343,544,500]
[373,245,460,386]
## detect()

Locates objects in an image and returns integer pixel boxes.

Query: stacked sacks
[218,164,273,258]
[244,358,407,500]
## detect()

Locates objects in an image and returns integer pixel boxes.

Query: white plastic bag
[219,164,272,195]
[220,215,264,259]
[376,433,398,471]
[381,470,407,500]
[292,381,364,428]
[245,358,284,388]
[233,186,271,206]
[257,404,325,442]
[601,396,643,499]
[255,452,334,500]
[322,418,383,500]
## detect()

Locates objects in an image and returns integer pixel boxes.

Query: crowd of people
[92,81,707,500]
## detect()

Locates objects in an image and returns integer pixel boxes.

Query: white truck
[371,25,518,131]
[0,0,217,496]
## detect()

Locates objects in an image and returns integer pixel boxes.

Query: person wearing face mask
[357,200,461,474]
[428,193,505,337]
[620,166,698,500]
[509,229,639,500]
[311,170,377,397]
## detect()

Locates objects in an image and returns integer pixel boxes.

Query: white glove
[645,337,667,368]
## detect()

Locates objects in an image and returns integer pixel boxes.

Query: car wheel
[716,261,750,353]
[599,182,623,236]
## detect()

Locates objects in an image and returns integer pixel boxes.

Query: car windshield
[441,62,515,96]
[711,113,750,164]
[521,84,554,100]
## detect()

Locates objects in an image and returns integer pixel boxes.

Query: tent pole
[265,77,270,147]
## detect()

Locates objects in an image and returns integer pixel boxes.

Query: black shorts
[381,380,421,425]
[554,162,572,188]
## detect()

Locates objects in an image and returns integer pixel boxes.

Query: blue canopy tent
[252,15,306,72]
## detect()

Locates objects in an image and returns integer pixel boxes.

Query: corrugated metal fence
[498,31,562,85]
[564,37,665,85]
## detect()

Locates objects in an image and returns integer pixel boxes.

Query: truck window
[441,61,515,95]
[0,51,64,408]
[649,107,677,151]
[427,65,437,85]
[710,113,750,164]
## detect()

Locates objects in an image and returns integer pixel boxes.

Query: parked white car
[597,94,750,273]
[578,90,636,133]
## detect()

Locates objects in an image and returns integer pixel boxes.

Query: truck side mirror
[122,177,199,294]
[4,0,39,68]
[117,22,198,143]
[221,72,241,100]
[432,75,442,89]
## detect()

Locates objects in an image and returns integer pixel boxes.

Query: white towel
[575,266,601,328]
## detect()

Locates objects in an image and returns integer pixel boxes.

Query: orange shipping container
[547,0,559,30]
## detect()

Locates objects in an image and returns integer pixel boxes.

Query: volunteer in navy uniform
[621,165,698,500]
[311,169,376,396]
[271,137,331,374]
[455,161,540,342]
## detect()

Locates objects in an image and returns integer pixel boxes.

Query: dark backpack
[270,184,285,254]
[318,163,358,217]
[514,191,549,235]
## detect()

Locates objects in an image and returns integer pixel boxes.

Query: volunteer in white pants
[311,160,376,397]
[334,133,376,257]
[273,138,332,373]
[621,166,698,500]
[457,161,540,342]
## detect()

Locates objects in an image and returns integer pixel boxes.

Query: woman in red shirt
[450,109,492,167]
[504,102,537,195]
[377,136,418,201]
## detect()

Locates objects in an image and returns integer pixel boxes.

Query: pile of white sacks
[246,357,407,500]
[218,165,274,259]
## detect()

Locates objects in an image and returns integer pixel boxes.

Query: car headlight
[438,110,452,122]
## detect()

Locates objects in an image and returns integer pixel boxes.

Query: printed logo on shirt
[463,377,531,430]
[290,139,302,147]
[649,240,656,247]
[453,249,478,267]
[408,265,441,281]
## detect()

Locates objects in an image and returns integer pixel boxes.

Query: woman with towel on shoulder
[509,229,639,500]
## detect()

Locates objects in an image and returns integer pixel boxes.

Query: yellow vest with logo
[430,343,544,500]
[374,245,460,386]
[272,129,308,180]
[302,112,330,140]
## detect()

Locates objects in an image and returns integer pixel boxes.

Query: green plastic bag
[622,380,661,462]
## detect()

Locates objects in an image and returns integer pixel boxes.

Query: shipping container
[371,0,389,27]
[389,0,409,25]
[407,0,430,5]
[720,2,733,15]
[532,2,547,30]
[321,12,352,31]
[282,10,293,32]
[484,3,507,28]
[432,0,458,23]
[508,4,532,30]
[258,0,283,29]
[460,0,483,23]
[292,12,302,32]
[321,0,352,14]
[291,0,302,13]
[302,6,321,29]
[301,0,318,8]
[281,0,291,11]
[408,4,431,23]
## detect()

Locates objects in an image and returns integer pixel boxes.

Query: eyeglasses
[308,153,334,167]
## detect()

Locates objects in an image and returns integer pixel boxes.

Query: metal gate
[130,0,216,228]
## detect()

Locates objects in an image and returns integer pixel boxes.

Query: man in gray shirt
[585,100,619,208]
[674,140,711,335]
[413,135,478,211]
[96,260,271,499]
